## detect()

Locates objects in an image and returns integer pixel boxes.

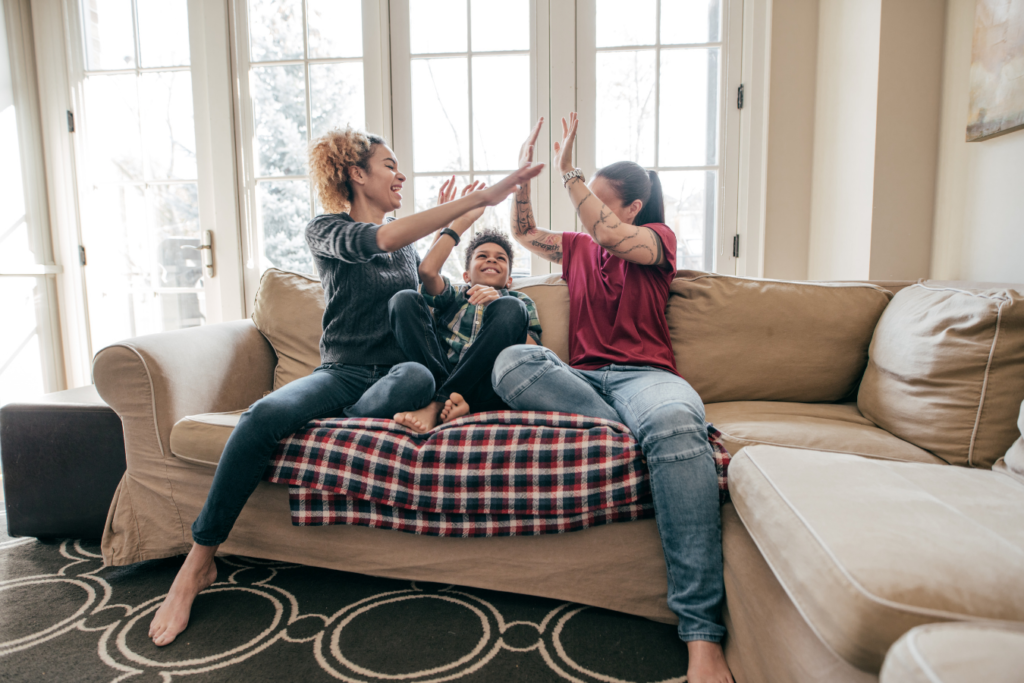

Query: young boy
[389,182,542,433]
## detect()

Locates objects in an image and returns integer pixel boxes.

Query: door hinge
[732,234,740,258]
[67,110,75,132]
[737,84,744,110]
[79,245,87,266]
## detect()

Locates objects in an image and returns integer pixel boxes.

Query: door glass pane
[83,74,143,183]
[249,0,304,61]
[596,0,656,47]
[661,0,722,45]
[307,0,362,58]
[0,278,46,405]
[409,0,467,54]
[659,47,719,166]
[472,55,528,171]
[137,0,191,67]
[257,179,314,274]
[140,71,197,180]
[310,62,365,138]
[411,58,469,172]
[661,170,715,270]
[595,50,656,168]
[476,173,530,279]
[83,0,136,70]
[470,0,528,52]
[253,64,308,176]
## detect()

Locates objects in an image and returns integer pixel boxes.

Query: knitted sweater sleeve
[305,214,387,264]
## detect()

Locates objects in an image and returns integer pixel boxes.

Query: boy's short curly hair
[464,229,515,273]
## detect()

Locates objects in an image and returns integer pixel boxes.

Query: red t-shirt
[560,224,678,374]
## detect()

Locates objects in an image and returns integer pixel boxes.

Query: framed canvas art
[968,0,1024,141]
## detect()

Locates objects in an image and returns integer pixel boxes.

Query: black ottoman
[1,385,126,540]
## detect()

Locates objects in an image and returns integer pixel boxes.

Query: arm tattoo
[653,231,664,265]
[574,191,592,215]
[529,235,563,264]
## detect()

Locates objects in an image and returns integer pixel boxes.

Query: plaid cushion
[266,411,731,537]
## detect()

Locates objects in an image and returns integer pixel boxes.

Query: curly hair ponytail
[309,127,386,214]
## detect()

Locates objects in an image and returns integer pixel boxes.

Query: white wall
[932,0,1024,284]
[1,1,13,110]
[806,0,881,280]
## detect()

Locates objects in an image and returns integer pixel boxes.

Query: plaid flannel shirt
[419,276,543,364]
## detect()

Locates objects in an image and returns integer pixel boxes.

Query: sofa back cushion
[512,273,571,362]
[666,272,893,403]
[251,268,324,390]
[857,285,1024,469]
[1006,401,1024,476]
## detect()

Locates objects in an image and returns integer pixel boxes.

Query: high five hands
[554,112,578,174]
[437,177,487,235]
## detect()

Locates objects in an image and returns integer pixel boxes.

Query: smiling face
[463,242,512,289]
[348,144,406,212]
[589,175,643,225]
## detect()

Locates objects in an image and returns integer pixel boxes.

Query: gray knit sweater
[305,213,419,366]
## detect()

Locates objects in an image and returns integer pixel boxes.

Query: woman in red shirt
[494,115,733,683]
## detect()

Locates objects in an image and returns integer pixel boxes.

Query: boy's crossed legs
[388,289,529,431]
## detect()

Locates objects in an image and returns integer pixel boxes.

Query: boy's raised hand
[451,181,487,234]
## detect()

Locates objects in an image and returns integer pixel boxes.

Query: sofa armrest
[93,319,276,464]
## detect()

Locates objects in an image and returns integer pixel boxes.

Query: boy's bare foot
[394,401,442,433]
[440,393,472,423]
[686,640,734,683]
[149,543,219,646]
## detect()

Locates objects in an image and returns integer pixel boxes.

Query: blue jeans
[492,345,726,643]
[191,362,435,546]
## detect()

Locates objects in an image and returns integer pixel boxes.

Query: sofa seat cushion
[706,402,945,465]
[170,410,243,466]
[729,445,1024,673]
[880,622,1024,683]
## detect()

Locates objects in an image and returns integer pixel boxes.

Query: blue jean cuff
[191,528,227,547]
[677,631,725,644]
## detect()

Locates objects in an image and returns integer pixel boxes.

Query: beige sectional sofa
[92,269,1024,682]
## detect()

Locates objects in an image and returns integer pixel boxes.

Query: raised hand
[519,118,544,169]
[553,112,578,174]
[436,175,457,205]
[480,163,545,207]
[451,181,487,234]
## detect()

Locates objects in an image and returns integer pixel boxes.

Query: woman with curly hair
[494,115,733,683]
[147,127,543,647]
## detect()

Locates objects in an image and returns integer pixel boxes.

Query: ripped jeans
[492,345,725,643]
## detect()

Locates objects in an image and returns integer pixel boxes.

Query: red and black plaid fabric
[266,411,731,537]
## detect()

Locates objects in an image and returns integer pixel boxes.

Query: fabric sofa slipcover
[93,270,1024,683]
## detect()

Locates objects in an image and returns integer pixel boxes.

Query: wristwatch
[440,227,460,245]
[562,168,584,186]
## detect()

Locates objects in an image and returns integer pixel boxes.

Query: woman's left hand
[554,112,578,174]
[466,285,501,305]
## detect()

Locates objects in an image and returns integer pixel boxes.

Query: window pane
[258,179,314,274]
[661,0,722,45]
[661,170,715,271]
[596,0,655,47]
[249,0,304,62]
[411,58,469,173]
[310,62,365,139]
[659,47,719,166]
[137,0,191,67]
[83,74,143,183]
[252,65,308,176]
[307,0,362,58]
[470,0,528,52]
[0,278,46,405]
[595,50,656,168]
[409,0,467,54]
[83,0,136,70]
[140,71,197,180]
[414,175,472,281]
[472,55,528,171]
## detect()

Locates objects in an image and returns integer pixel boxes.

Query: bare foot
[394,402,442,433]
[686,640,734,683]
[148,543,219,646]
[440,392,471,423]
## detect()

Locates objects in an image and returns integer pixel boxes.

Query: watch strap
[440,227,461,245]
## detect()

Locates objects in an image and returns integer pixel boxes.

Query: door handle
[198,230,214,278]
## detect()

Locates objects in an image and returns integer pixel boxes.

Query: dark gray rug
[0,514,690,682]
